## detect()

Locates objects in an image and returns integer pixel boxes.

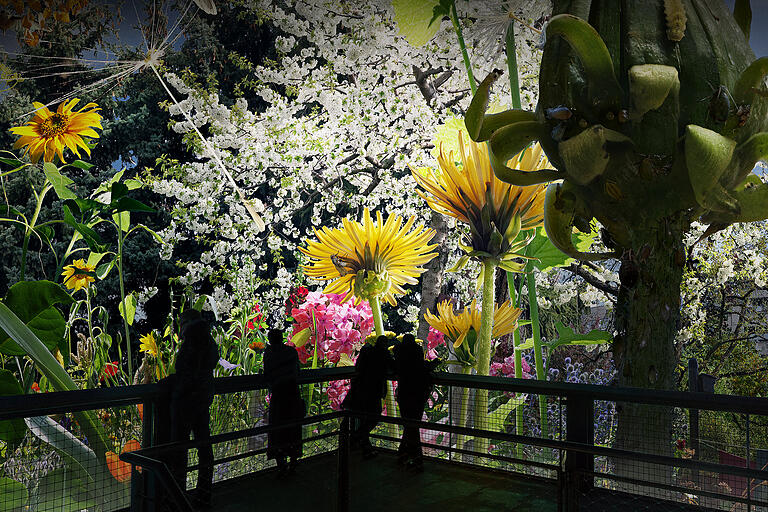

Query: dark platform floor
[210,450,558,512]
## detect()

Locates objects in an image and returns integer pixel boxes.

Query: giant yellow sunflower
[300,208,437,307]
[61,259,96,292]
[411,132,548,269]
[424,299,520,365]
[10,99,102,163]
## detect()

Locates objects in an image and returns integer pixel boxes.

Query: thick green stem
[473,259,496,455]
[505,22,522,110]
[455,365,472,454]
[20,182,52,281]
[449,1,477,95]
[508,272,524,459]
[527,264,550,441]
[116,224,133,379]
[369,295,397,437]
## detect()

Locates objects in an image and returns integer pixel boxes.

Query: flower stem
[508,272,524,459]
[21,182,52,281]
[505,23,522,109]
[473,259,496,455]
[449,1,477,95]
[369,295,398,438]
[527,262,550,441]
[455,365,472,455]
[116,222,133,379]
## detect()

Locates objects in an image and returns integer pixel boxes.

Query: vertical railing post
[688,357,701,488]
[337,414,350,512]
[564,393,594,511]
[448,384,453,462]
[747,414,752,512]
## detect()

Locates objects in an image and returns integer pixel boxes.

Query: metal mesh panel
[0,404,142,511]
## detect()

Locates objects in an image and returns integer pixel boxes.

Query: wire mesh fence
[0,403,143,512]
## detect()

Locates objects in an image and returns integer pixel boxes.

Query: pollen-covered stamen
[39,113,70,138]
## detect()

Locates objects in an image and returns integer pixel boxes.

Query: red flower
[31,382,40,393]
[101,361,120,381]
[247,320,255,331]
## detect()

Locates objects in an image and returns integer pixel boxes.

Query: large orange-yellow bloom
[10,99,102,163]
[300,208,437,306]
[411,133,548,267]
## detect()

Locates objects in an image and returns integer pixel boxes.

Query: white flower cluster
[149,0,544,325]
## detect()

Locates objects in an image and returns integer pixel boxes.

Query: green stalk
[455,365,473,455]
[505,22,522,109]
[526,262,550,441]
[20,182,52,281]
[449,1,477,95]
[369,295,397,437]
[508,272,524,459]
[473,259,496,455]
[116,221,133,378]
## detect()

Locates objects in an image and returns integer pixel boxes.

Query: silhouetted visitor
[169,309,219,507]
[264,328,305,474]
[342,335,393,458]
[393,333,440,471]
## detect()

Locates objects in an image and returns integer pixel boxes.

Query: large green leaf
[0,370,26,445]
[25,416,98,482]
[32,468,95,512]
[0,281,73,355]
[0,477,28,512]
[0,302,109,459]
[392,0,441,47]
[42,163,76,200]
[548,321,612,350]
[488,393,527,427]
[118,293,137,326]
[527,227,597,272]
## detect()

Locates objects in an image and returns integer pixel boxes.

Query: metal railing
[1,367,767,512]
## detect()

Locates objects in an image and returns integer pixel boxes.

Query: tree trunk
[416,212,449,341]
[612,214,688,492]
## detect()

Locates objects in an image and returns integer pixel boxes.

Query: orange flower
[137,403,143,422]
[106,439,141,483]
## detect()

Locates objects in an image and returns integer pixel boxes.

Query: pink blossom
[288,293,374,365]
[490,355,533,379]
[425,327,446,360]
[326,379,351,411]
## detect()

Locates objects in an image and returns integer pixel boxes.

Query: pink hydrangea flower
[490,355,532,379]
[425,327,445,360]
[288,292,374,365]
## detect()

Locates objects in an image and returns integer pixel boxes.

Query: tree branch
[566,263,619,297]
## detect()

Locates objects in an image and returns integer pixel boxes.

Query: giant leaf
[0,370,26,445]
[25,416,98,482]
[0,477,27,512]
[42,163,76,200]
[548,321,613,350]
[32,468,95,512]
[0,281,73,356]
[392,0,441,47]
[0,302,108,459]
[487,393,528,427]
[527,227,598,272]
[118,293,137,326]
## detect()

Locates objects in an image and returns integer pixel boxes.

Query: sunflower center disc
[40,113,70,137]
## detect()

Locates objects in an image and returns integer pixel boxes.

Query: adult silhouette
[342,335,393,458]
[169,309,219,506]
[393,333,439,471]
[263,328,305,474]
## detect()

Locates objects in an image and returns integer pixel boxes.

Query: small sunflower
[61,259,96,292]
[424,299,521,365]
[139,333,159,358]
[300,208,437,306]
[411,132,548,269]
[10,98,102,163]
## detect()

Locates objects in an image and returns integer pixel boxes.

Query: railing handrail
[2,366,767,420]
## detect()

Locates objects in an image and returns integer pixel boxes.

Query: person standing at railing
[393,333,440,471]
[342,334,394,459]
[264,328,306,475]
[169,309,220,507]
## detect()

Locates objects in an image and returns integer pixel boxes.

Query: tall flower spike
[411,132,548,270]
[300,208,437,306]
[10,98,102,163]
